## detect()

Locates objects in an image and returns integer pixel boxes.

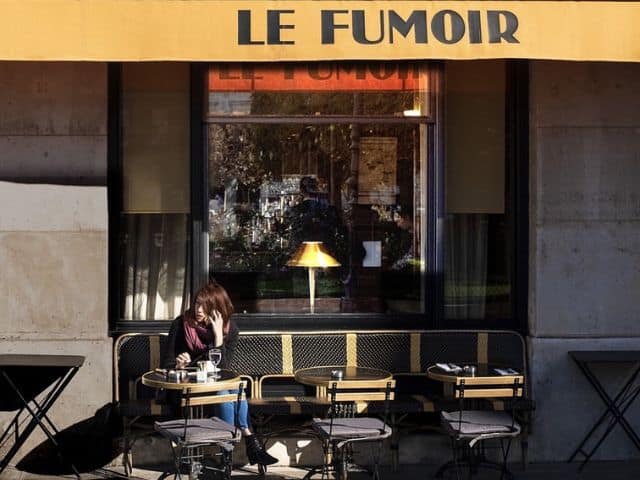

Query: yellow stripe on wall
[1,1,640,62]
[477,333,488,365]
[282,335,293,374]
[284,396,302,414]
[410,333,421,373]
[150,336,161,369]
[347,334,357,367]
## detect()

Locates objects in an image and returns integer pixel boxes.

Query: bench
[114,329,534,469]
[228,329,534,465]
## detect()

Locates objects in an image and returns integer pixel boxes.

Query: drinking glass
[208,348,222,371]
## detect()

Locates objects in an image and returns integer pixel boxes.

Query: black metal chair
[154,380,245,480]
[439,376,523,480]
[310,379,395,480]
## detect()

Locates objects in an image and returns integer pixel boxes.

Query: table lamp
[287,241,341,314]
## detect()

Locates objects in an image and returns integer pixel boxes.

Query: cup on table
[196,361,208,382]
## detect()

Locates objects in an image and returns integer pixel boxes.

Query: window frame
[108,61,528,335]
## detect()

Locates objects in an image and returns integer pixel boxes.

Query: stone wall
[529,61,640,461]
[0,62,110,463]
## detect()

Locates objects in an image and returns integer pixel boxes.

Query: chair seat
[312,416,391,439]
[441,410,521,437]
[155,417,239,445]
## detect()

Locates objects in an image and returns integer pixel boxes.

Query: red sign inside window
[209,63,423,92]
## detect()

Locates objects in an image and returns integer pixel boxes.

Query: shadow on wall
[15,403,122,475]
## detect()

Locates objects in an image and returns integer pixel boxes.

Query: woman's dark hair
[192,282,234,333]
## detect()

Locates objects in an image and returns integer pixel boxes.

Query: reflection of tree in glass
[209,124,269,196]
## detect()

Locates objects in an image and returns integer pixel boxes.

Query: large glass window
[207,62,432,314]
[112,60,522,328]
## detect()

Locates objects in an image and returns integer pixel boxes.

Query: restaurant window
[206,62,433,315]
[117,63,191,320]
[444,60,513,322]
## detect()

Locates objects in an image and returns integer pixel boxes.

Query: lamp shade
[287,241,341,268]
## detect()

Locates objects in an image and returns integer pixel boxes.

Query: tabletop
[294,365,392,387]
[568,350,640,363]
[0,354,85,412]
[141,368,240,392]
[0,354,85,369]
[426,363,524,384]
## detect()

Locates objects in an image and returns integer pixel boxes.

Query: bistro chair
[439,375,523,480]
[154,380,245,480]
[310,378,395,480]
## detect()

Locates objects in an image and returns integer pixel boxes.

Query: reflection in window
[207,62,431,314]
[208,62,431,118]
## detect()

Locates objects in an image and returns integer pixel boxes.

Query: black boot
[244,434,278,466]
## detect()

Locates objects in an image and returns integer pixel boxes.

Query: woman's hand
[211,310,224,347]
[175,352,191,369]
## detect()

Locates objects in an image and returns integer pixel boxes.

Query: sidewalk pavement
[4,461,640,480]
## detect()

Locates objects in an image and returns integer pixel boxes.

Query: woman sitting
[162,281,277,468]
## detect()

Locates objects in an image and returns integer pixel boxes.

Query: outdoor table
[0,354,85,477]
[567,350,640,470]
[295,365,392,389]
[427,363,524,398]
[141,368,240,394]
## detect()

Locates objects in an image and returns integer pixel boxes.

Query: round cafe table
[141,368,240,393]
[426,363,524,388]
[295,365,392,386]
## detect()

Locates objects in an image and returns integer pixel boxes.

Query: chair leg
[389,413,400,471]
[332,445,347,480]
[222,448,233,480]
[499,438,514,480]
[369,439,385,480]
[121,418,133,477]
[320,440,332,480]
[168,443,184,480]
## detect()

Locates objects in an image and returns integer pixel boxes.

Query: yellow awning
[1,1,639,62]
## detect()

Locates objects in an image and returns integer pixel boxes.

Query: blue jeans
[216,390,249,429]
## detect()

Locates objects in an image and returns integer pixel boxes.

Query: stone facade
[529,61,640,461]
[0,62,110,461]
[1,59,639,466]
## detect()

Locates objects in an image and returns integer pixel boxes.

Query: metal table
[141,368,240,393]
[427,363,525,398]
[567,350,640,470]
[0,354,85,477]
[295,365,392,391]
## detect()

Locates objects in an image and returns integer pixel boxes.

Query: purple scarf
[183,315,214,352]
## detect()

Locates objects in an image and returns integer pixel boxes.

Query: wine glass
[208,348,222,372]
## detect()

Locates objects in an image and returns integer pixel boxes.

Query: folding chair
[310,379,395,480]
[154,380,245,480]
[439,376,523,480]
